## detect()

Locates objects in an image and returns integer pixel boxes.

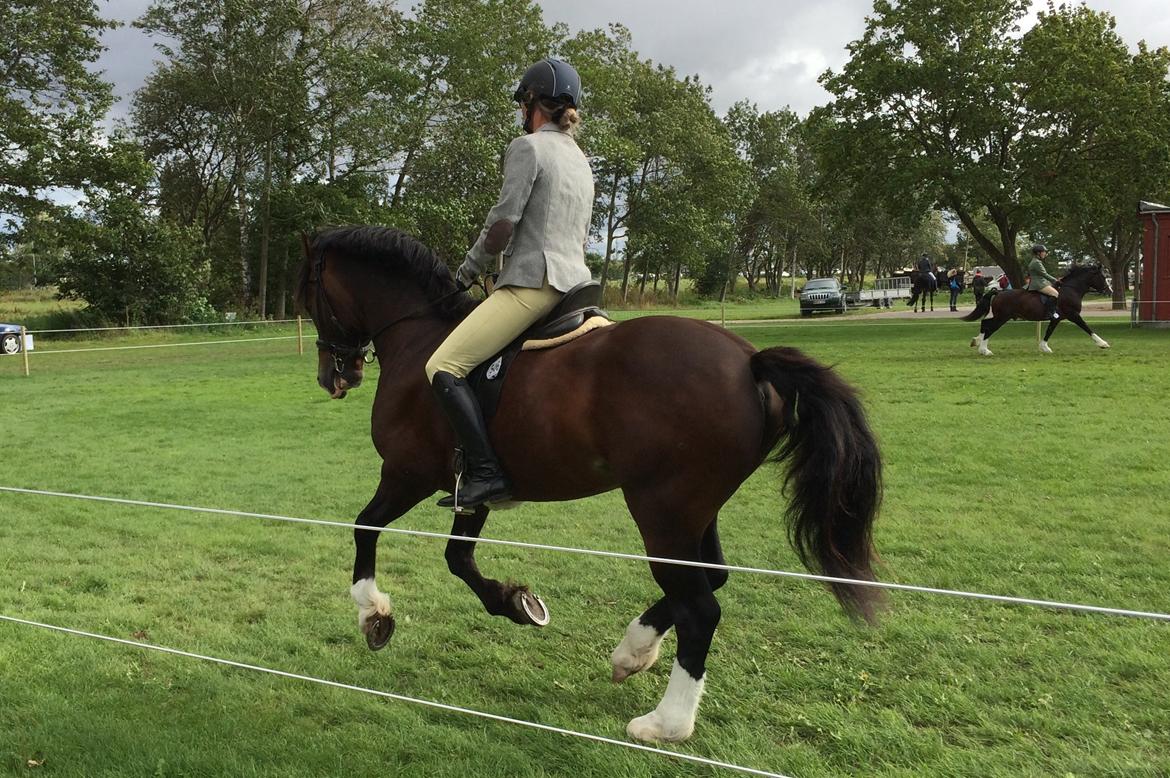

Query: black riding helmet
[1032,244,1047,255]
[514,58,581,132]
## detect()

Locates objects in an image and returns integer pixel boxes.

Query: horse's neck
[372,315,456,371]
[1060,275,1089,296]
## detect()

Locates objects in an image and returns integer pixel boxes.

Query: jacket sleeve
[457,138,540,284]
[1031,258,1059,284]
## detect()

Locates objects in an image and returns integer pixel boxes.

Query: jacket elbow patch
[484,220,514,254]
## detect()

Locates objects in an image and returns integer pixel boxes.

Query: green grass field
[1,314,1167,777]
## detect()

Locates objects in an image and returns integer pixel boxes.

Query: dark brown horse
[295,226,883,742]
[905,270,937,312]
[962,264,1112,355]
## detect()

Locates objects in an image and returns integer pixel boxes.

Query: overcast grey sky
[96,0,1170,120]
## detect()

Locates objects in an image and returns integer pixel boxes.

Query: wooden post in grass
[20,326,30,376]
[297,316,304,355]
[1036,320,1042,349]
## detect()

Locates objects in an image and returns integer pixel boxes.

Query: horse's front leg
[351,480,428,651]
[444,506,549,627]
[1066,312,1110,348]
[1040,318,1061,353]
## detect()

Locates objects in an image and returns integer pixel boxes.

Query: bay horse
[905,270,936,312]
[295,226,883,742]
[962,264,1112,355]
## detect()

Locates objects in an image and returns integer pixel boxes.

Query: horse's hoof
[970,337,977,347]
[627,711,693,743]
[365,613,395,651]
[512,590,550,627]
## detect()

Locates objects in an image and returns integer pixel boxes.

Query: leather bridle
[311,249,468,372]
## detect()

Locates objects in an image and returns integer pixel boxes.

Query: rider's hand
[455,265,477,291]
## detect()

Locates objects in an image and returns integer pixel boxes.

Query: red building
[1138,201,1170,326]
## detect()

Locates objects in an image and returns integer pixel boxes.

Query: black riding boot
[1043,294,1060,320]
[431,372,512,509]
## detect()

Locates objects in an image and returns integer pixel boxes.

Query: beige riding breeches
[424,279,562,381]
[1039,285,1059,298]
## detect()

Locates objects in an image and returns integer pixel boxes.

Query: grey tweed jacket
[458,124,595,292]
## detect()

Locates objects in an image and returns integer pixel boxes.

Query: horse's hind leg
[978,317,1005,355]
[619,494,724,742]
[612,521,726,683]
[444,507,548,626]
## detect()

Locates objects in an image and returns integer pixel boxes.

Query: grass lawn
[1,315,1168,777]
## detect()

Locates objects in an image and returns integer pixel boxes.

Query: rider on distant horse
[424,58,594,510]
[917,253,937,290]
[1027,244,1061,320]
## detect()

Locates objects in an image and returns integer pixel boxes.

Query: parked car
[799,278,846,316]
[1,323,23,355]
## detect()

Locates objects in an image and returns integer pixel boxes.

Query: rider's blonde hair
[536,98,581,134]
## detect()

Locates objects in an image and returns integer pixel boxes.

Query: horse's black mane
[1059,263,1101,282]
[296,226,476,320]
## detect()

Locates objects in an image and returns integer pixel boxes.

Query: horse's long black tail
[751,347,884,624]
[961,293,993,321]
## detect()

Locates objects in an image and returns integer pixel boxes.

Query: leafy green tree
[53,144,211,325]
[1022,4,1170,307]
[1,0,115,234]
[818,0,1166,288]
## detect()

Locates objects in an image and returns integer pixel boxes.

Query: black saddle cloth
[468,280,610,421]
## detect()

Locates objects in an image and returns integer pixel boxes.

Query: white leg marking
[350,578,392,630]
[611,617,667,683]
[979,339,993,356]
[1091,333,1110,349]
[1039,340,1053,354]
[627,660,705,742]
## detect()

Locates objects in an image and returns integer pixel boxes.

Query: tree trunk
[599,171,620,293]
[235,149,251,310]
[257,132,274,317]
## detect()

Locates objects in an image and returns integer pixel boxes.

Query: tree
[1022,4,1170,307]
[52,143,211,325]
[818,0,1167,288]
[1,0,115,234]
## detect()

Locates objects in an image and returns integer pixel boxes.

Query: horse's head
[297,235,371,400]
[295,227,478,400]
[1064,263,1113,297]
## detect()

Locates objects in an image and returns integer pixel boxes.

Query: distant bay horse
[962,264,1112,355]
[296,226,883,743]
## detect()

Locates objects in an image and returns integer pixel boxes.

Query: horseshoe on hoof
[365,614,395,651]
[513,590,550,627]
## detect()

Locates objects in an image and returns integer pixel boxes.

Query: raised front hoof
[969,337,978,348]
[509,589,550,627]
[626,711,693,743]
[364,613,396,651]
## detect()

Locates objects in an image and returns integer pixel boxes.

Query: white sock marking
[611,617,666,682]
[1092,333,1110,348]
[350,578,391,629]
[626,660,705,742]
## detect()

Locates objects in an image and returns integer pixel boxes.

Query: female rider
[1027,244,1061,320]
[424,58,595,509]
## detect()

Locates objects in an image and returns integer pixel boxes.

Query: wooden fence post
[297,316,304,355]
[21,326,30,376]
